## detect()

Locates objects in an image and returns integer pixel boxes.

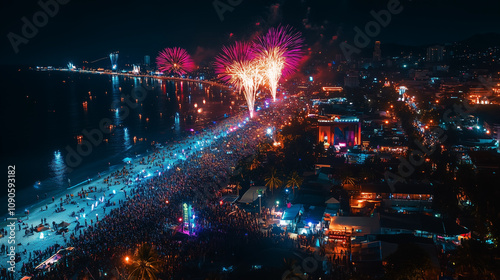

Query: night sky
[1,0,499,66]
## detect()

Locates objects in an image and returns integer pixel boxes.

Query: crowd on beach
[2,102,304,279]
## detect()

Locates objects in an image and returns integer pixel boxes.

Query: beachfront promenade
[1,98,297,279]
[46,68,230,88]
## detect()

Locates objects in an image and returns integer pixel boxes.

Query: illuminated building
[144,55,150,66]
[109,52,119,71]
[318,116,361,148]
[426,45,445,62]
[132,65,140,74]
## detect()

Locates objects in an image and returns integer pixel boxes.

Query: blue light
[309,76,313,82]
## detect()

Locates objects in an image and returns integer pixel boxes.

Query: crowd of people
[9,102,302,279]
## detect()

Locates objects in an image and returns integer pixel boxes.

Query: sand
[0,113,248,277]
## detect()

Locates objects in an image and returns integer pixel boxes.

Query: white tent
[238,186,267,204]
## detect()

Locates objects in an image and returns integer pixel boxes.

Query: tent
[238,186,267,204]
[123,157,133,163]
[35,225,50,232]
[58,221,70,228]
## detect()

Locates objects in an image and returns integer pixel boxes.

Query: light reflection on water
[8,72,241,211]
[124,127,131,151]
[49,150,67,188]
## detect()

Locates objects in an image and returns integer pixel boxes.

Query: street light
[266,127,273,135]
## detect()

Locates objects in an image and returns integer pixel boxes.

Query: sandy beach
[0,111,250,277]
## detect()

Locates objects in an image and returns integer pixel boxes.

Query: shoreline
[0,108,252,276]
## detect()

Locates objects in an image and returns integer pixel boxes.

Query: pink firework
[214,41,256,84]
[156,47,195,76]
[256,25,304,101]
[257,25,303,76]
[214,42,264,118]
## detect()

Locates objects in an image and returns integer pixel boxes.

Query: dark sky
[1,0,499,66]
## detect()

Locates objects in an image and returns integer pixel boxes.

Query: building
[426,45,445,62]
[373,41,381,62]
[351,182,434,214]
[318,116,362,148]
[144,55,151,66]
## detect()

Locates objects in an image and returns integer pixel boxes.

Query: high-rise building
[373,41,381,61]
[426,45,445,62]
[144,55,150,66]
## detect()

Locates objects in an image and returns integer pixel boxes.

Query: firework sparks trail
[215,42,265,118]
[156,47,195,76]
[256,25,304,101]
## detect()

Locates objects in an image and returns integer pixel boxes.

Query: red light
[219,201,223,205]
[178,218,183,222]
[165,200,169,204]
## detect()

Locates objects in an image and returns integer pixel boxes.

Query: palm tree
[286,171,303,195]
[249,157,261,171]
[127,243,162,280]
[265,168,283,195]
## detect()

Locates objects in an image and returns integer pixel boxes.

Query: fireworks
[214,26,303,116]
[215,42,265,118]
[256,25,303,101]
[156,47,195,76]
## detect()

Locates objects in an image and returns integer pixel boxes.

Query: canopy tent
[282,204,304,221]
[123,157,133,163]
[35,225,50,232]
[325,197,340,204]
[238,186,267,204]
[58,221,70,228]
[35,247,74,270]
[35,254,62,270]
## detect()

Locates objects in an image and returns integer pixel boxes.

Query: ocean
[0,67,241,215]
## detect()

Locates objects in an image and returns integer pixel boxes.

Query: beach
[0,108,257,278]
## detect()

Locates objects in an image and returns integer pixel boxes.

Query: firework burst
[256,25,303,101]
[156,47,195,76]
[215,42,265,118]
